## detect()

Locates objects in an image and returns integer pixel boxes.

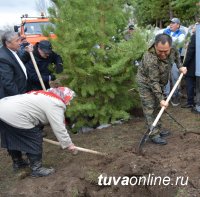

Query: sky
[0,0,51,29]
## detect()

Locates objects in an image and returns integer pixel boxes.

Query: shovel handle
[138,73,184,153]
[43,137,107,156]
[150,73,184,134]
[29,51,47,91]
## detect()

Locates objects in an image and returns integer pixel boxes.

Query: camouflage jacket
[137,44,182,101]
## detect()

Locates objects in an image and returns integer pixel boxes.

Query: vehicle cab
[14,13,56,45]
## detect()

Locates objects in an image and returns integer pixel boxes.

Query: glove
[55,63,63,74]
[50,74,56,81]
[22,42,30,47]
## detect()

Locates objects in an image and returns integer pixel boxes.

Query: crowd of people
[0,17,199,177]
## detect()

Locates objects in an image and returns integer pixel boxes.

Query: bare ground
[1,102,200,197]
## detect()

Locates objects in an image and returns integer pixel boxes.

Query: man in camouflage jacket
[137,33,187,145]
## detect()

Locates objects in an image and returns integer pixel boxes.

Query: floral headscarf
[47,87,75,105]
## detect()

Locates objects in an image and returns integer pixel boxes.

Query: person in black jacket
[0,31,33,172]
[25,40,63,90]
[181,33,196,108]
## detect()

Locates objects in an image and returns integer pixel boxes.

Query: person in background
[163,18,186,106]
[25,40,63,90]
[191,22,200,114]
[181,26,196,108]
[0,87,76,177]
[124,24,135,41]
[137,33,187,145]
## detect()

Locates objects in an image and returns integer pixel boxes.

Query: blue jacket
[163,28,184,54]
[163,28,183,38]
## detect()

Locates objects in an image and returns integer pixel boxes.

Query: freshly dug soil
[1,104,200,197]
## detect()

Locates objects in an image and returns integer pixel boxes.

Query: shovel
[137,73,184,153]
[29,51,47,91]
[30,52,107,156]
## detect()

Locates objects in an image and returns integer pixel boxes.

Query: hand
[179,67,187,75]
[22,42,29,47]
[160,100,169,109]
[55,63,63,74]
[50,74,56,81]
[25,44,33,52]
[67,143,78,155]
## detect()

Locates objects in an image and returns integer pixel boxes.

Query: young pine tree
[48,0,147,130]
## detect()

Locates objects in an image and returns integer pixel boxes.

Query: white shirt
[9,49,28,79]
[169,31,185,43]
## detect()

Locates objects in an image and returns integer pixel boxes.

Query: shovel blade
[137,133,149,154]
[137,126,155,154]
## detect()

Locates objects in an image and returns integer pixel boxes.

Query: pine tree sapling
[49,0,147,130]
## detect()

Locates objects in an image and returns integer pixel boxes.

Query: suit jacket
[0,46,27,99]
[183,33,196,77]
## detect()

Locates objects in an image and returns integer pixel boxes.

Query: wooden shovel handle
[29,51,47,91]
[30,52,107,157]
[151,73,184,131]
[43,137,107,156]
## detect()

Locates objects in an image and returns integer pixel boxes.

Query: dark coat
[0,46,27,99]
[25,43,63,90]
[183,33,196,77]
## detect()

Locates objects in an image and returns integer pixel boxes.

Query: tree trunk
[169,1,173,18]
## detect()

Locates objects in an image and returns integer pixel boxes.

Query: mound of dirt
[1,105,200,196]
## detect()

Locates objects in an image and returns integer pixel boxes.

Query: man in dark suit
[0,31,29,98]
[0,31,33,171]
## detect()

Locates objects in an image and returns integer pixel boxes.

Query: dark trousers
[0,119,43,155]
[185,76,195,105]
[196,77,200,106]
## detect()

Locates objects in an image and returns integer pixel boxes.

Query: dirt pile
[1,106,200,196]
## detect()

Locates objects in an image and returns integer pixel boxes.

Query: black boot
[26,153,55,177]
[8,150,29,171]
[150,134,167,145]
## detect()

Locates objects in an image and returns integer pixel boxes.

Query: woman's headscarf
[47,87,75,105]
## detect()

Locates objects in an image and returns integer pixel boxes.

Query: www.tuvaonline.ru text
[98,174,189,186]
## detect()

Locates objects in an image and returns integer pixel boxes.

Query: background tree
[48,0,147,130]
[1,25,13,31]
[36,0,52,16]
[131,0,171,27]
[172,0,200,23]
[131,0,200,27]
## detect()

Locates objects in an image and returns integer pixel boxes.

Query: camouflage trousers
[138,83,162,136]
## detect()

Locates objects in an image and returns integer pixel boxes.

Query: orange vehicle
[14,14,56,45]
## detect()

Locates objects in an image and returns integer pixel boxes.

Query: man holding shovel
[137,33,187,145]
[25,40,63,90]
